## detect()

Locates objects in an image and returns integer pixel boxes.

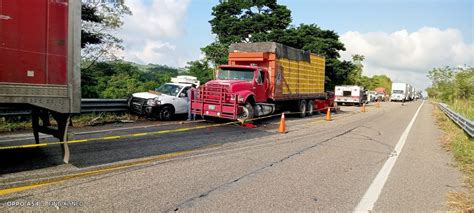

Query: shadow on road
[0,120,275,175]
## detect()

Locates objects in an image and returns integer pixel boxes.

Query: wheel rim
[237,106,250,120]
[307,101,313,115]
[162,109,171,120]
[300,100,306,116]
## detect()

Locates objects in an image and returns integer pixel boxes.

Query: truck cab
[191,65,271,121]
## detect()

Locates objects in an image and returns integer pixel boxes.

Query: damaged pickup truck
[128,76,199,120]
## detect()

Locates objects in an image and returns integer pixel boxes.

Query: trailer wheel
[237,102,254,122]
[306,100,314,116]
[298,100,307,118]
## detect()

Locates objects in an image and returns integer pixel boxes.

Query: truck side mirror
[179,93,187,98]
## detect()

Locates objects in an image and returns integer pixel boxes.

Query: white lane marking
[354,100,424,212]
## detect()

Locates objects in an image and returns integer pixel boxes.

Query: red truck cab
[191,65,271,120]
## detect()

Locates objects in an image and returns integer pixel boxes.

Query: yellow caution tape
[0,110,341,150]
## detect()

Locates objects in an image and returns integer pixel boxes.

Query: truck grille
[191,84,238,120]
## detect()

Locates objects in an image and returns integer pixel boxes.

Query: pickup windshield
[155,84,183,96]
[393,90,404,94]
[217,68,254,81]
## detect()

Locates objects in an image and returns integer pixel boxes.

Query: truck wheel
[298,100,306,118]
[159,106,174,121]
[237,102,254,121]
[306,100,314,116]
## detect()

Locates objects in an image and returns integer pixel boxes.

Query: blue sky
[118,0,473,90]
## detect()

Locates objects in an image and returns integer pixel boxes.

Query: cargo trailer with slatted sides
[0,0,81,163]
[191,42,336,121]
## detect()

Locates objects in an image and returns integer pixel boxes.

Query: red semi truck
[0,0,81,162]
[191,42,335,121]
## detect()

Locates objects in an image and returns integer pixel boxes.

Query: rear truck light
[217,112,221,117]
[206,111,209,114]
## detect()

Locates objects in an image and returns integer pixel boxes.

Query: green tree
[81,1,132,63]
[203,0,292,65]
[348,54,365,85]
[101,73,145,98]
[454,67,474,100]
[427,66,474,103]
[427,66,456,101]
[184,60,215,84]
[370,75,392,93]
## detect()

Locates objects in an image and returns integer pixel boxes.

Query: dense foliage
[426,66,474,103]
[81,61,180,99]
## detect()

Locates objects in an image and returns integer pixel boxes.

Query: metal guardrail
[0,99,129,117]
[438,103,474,137]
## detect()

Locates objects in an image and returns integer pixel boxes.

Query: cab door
[175,86,190,113]
[254,69,268,103]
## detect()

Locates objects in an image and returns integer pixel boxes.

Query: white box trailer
[410,86,416,100]
[391,83,409,101]
[335,85,368,106]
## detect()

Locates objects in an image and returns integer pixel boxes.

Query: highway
[0,101,465,212]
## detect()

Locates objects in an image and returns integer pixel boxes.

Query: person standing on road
[187,85,197,121]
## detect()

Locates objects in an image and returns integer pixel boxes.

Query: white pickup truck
[128,76,199,120]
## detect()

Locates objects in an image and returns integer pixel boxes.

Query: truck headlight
[147,98,160,106]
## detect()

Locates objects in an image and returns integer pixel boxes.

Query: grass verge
[448,99,474,121]
[433,101,474,212]
[0,112,134,133]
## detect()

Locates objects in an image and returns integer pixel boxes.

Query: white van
[335,85,368,106]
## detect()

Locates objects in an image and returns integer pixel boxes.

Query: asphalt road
[0,101,465,212]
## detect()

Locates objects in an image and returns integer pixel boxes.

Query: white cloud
[340,27,474,90]
[117,0,192,67]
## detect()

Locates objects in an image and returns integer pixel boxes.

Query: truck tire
[237,102,254,121]
[298,100,306,118]
[159,106,174,121]
[306,100,314,116]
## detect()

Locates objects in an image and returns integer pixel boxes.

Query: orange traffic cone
[278,113,286,134]
[326,107,332,121]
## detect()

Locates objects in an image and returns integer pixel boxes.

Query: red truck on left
[0,0,81,163]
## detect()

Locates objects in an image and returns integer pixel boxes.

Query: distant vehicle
[374,87,387,102]
[128,76,199,120]
[410,86,416,101]
[390,82,410,102]
[368,91,377,102]
[335,85,368,106]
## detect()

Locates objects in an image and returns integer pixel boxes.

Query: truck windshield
[155,84,183,96]
[393,90,403,94]
[217,68,254,81]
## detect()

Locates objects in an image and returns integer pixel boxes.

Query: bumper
[335,98,360,103]
[191,101,238,120]
[129,97,160,116]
